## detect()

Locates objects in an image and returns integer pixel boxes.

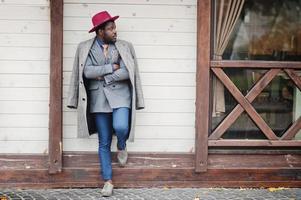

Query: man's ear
[96,28,104,36]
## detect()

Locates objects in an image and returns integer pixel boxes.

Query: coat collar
[81,36,124,58]
[81,37,96,66]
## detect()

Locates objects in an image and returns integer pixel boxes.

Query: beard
[103,34,117,44]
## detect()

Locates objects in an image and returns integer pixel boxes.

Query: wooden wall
[63,0,198,152]
[0,0,198,153]
[0,0,50,153]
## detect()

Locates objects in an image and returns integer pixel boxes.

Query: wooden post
[195,0,211,172]
[49,0,63,174]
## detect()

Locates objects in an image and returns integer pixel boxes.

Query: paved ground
[0,188,300,200]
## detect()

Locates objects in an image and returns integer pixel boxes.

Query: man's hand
[96,76,103,80]
[113,64,120,71]
[95,64,119,80]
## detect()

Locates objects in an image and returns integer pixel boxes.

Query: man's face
[99,21,117,43]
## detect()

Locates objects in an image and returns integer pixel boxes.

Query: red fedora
[88,11,119,33]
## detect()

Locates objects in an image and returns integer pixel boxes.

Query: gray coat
[84,39,131,113]
[66,36,145,142]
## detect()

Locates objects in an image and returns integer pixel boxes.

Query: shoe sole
[101,190,113,197]
[102,193,113,197]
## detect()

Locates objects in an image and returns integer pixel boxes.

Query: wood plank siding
[0,0,198,153]
[0,0,50,153]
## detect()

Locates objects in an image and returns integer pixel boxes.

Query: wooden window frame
[195,0,301,172]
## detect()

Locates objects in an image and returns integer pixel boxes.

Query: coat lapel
[90,38,106,65]
[81,37,97,66]
[115,39,134,76]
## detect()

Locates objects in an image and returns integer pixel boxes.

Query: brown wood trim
[281,117,301,140]
[195,0,211,172]
[0,152,300,188]
[284,69,301,91]
[209,149,301,155]
[209,140,301,146]
[49,0,63,174]
[279,70,301,139]
[211,68,279,140]
[211,60,301,69]
[209,69,280,140]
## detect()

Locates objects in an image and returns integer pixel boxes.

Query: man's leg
[112,107,130,150]
[94,112,113,181]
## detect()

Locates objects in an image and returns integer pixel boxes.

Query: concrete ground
[0,188,300,200]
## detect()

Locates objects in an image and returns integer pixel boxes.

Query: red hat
[88,11,119,33]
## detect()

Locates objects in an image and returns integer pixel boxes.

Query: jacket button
[82,98,85,101]
[80,81,83,84]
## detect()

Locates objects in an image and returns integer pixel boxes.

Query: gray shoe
[101,181,114,197]
[117,147,128,167]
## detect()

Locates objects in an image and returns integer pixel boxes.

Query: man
[66,11,145,197]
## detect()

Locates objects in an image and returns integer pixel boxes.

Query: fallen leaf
[268,187,286,192]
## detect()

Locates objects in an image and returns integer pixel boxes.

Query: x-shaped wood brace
[209,68,301,141]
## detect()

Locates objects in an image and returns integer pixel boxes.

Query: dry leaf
[268,187,286,192]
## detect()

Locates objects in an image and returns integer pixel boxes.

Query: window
[211,0,301,140]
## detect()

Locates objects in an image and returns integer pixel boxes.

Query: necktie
[102,44,109,58]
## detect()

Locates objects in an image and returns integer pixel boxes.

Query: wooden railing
[209,61,301,147]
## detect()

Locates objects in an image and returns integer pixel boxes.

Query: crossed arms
[83,55,129,85]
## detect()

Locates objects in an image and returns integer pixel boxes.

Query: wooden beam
[49,0,63,174]
[211,60,301,69]
[195,0,211,172]
[281,117,301,140]
[0,152,300,188]
[209,140,301,147]
[284,69,301,91]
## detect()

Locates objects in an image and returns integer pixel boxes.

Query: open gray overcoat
[66,36,145,142]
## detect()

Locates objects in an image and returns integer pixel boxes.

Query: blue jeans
[94,107,131,181]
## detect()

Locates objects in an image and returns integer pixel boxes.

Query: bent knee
[113,123,129,135]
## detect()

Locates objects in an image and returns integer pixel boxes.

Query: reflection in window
[222,0,301,61]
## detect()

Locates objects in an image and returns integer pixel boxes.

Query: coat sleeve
[129,42,145,110]
[66,44,80,109]
[83,52,114,79]
[103,58,130,84]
